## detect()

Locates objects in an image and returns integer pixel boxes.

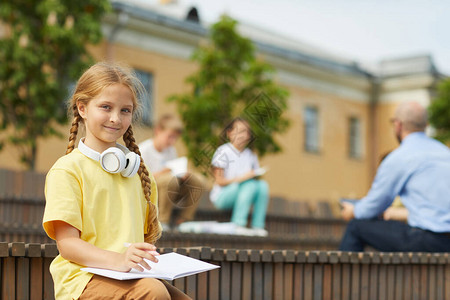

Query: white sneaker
[234,226,254,236]
[251,228,268,237]
[161,223,171,232]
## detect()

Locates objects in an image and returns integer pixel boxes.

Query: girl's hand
[118,243,160,272]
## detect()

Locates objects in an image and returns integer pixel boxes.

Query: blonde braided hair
[123,126,161,244]
[66,62,161,244]
[66,105,81,154]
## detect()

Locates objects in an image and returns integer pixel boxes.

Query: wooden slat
[386,265,396,300]
[394,264,404,300]
[0,243,448,300]
[428,264,436,300]
[30,257,43,300]
[360,264,369,300]
[420,264,428,300]
[273,262,284,299]
[403,265,412,300]
[350,263,360,300]
[263,262,274,300]
[231,262,243,299]
[253,262,264,300]
[2,257,15,300]
[196,271,207,300]
[0,242,8,257]
[16,257,30,300]
[186,249,199,298]
[293,262,304,300]
[368,263,379,299]
[207,267,220,300]
[412,265,420,300]
[43,257,54,300]
[242,261,253,300]
[11,242,26,256]
[283,263,294,300]
[303,264,313,300]
[436,265,444,300]
[173,248,187,292]
[332,264,341,300]
[378,264,388,300]
[220,260,231,300]
[313,264,323,300]
[446,264,450,300]
[341,263,351,300]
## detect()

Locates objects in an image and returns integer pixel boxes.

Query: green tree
[429,79,450,144]
[170,15,290,174]
[0,0,110,169]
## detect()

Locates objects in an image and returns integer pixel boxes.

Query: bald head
[394,101,428,133]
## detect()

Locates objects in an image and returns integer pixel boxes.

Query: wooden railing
[0,194,346,249]
[0,168,347,250]
[1,243,449,300]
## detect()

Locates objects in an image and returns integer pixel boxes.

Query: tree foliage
[429,79,450,144]
[169,16,290,174]
[0,0,110,169]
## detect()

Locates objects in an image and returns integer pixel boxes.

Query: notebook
[82,252,219,281]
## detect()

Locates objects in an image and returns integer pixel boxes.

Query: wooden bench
[0,168,347,249]
[2,242,449,300]
[0,195,347,249]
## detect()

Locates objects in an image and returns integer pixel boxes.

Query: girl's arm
[53,220,158,272]
[213,167,255,186]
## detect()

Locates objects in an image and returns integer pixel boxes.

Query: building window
[135,69,154,126]
[349,117,362,158]
[304,106,319,153]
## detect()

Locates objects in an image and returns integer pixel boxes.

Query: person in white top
[139,115,207,231]
[211,118,270,237]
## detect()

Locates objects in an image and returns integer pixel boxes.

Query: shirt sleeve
[43,168,83,240]
[252,151,260,169]
[354,152,408,219]
[211,146,229,169]
[139,141,154,173]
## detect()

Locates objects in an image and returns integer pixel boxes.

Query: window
[135,69,154,126]
[304,106,319,153]
[349,117,362,158]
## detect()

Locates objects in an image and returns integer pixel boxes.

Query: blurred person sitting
[210,117,270,237]
[339,101,450,252]
[139,114,207,231]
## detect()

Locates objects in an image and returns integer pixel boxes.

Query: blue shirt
[354,132,450,233]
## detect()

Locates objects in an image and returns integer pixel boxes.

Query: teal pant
[214,179,269,228]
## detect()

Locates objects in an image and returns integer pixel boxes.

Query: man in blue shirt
[340,101,450,252]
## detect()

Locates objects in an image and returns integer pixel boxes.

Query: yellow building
[0,1,444,205]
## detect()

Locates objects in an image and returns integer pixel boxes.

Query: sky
[180,0,450,75]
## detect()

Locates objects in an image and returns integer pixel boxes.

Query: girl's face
[78,83,134,152]
[228,120,251,149]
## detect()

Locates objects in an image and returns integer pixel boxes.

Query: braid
[66,107,81,154]
[123,125,162,244]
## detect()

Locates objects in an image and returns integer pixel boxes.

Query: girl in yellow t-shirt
[43,62,190,299]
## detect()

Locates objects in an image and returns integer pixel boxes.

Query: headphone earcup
[121,152,141,178]
[100,148,127,174]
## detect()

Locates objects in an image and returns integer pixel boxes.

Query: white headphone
[78,138,141,178]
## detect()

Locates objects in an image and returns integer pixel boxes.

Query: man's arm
[353,154,406,219]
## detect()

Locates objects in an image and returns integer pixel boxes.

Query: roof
[111,0,438,79]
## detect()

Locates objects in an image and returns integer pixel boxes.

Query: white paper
[81,252,219,281]
[253,166,268,176]
[165,157,188,177]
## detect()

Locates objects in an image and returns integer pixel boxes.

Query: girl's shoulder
[50,149,86,171]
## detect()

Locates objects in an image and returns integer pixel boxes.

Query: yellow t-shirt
[43,149,158,300]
